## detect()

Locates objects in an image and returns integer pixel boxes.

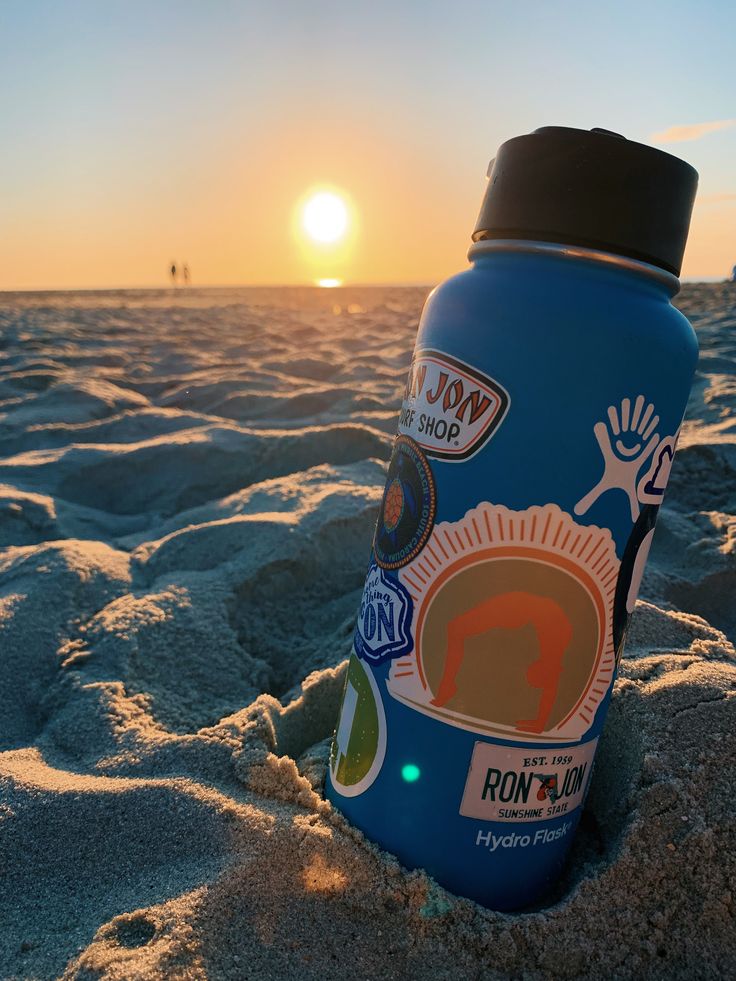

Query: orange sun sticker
[389,502,619,744]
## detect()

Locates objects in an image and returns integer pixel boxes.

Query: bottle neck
[467,239,681,297]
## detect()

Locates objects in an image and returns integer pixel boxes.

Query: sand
[0,283,734,980]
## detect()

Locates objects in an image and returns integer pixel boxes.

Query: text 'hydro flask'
[326,126,699,911]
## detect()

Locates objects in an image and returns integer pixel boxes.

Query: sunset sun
[301,191,349,244]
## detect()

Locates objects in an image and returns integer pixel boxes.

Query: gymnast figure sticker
[388,502,619,743]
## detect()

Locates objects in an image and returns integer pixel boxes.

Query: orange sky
[5,114,732,290]
[1,3,734,289]
[2,116,483,289]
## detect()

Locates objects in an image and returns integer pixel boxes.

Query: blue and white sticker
[354,562,414,665]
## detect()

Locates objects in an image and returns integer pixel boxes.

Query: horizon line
[0,280,438,294]
[0,276,728,294]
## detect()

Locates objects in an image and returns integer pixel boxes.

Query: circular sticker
[329,654,386,797]
[388,502,619,743]
[373,435,436,570]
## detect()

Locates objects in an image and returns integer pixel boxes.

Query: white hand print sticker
[575,396,661,521]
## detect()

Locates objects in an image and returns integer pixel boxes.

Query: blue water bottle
[326,126,699,911]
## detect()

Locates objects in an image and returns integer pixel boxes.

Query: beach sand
[0,283,734,980]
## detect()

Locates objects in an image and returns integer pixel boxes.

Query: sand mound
[0,284,734,980]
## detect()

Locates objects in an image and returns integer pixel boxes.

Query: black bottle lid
[472,126,698,276]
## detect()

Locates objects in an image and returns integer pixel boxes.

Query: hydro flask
[326,126,699,911]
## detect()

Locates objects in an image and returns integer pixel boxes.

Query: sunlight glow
[302,854,348,894]
[292,186,357,286]
[302,192,349,244]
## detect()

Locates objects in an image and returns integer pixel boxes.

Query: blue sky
[1,0,734,286]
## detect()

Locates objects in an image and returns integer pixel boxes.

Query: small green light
[401,763,421,783]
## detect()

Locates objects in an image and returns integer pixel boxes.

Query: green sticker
[330,654,386,796]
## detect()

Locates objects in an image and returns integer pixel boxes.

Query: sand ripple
[0,285,734,980]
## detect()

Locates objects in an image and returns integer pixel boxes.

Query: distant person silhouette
[170,262,178,286]
[731,264,736,283]
[182,263,191,286]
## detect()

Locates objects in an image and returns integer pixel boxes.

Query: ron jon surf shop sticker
[398,349,509,461]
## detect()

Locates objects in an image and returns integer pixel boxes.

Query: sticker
[398,349,509,461]
[613,503,659,661]
[389,502,619,743]
[329,654,387,797]
[373,435,436,570]
[460,737,598,822]
[354,562,414,666]
[575,395,664,521]
[637,433,679,505]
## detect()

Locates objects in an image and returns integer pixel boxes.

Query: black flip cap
[472,126,698,276]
